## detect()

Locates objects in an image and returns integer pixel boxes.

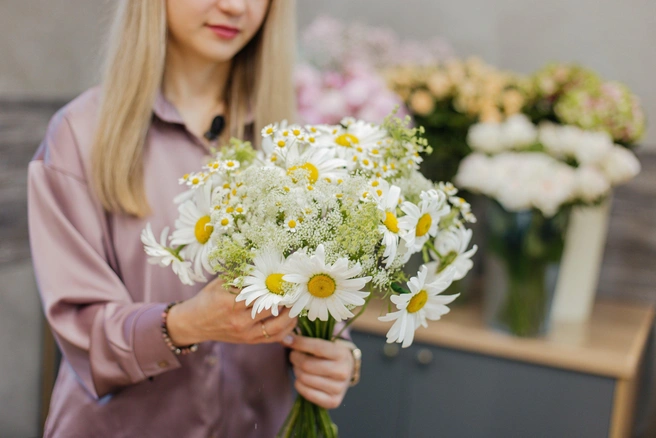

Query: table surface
[352,298,654,379]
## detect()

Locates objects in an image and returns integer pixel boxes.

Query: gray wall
[0,0,654,144]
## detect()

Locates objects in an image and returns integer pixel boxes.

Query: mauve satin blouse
[28,88,293,437]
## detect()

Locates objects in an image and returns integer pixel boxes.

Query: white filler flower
[379,265,458,348]
[282,245,371,321]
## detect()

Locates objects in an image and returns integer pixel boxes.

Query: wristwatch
[349,346,362,387]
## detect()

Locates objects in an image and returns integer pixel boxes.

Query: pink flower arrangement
[296,61,408,124]
[296,16,454,125]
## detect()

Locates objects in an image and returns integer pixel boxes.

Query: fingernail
[283,335,294,346]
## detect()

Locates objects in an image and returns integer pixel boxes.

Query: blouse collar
[152,92,256,126]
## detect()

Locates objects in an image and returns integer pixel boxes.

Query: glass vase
[483,200,570,337]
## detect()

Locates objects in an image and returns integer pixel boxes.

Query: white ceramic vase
[550,199,612,324]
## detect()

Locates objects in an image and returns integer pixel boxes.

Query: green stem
[332,291,373,341]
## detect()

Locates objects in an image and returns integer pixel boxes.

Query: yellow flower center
[226,161,235,168]
[362,159,371,166]
[288,163,319,184]
[287,220,297,229]
[220,218,230,227]
[371,181,379,187]
[266,127,274,135]
[235,207,244,213]
[376,189,383,197]
[265,273,285,295]
[293,129,301,136]
[277,140,286,148]
[384,212,400,233]
[335,133,360,147]
[407,290,428,313]
[194,216,213,244]
[307,274,336,298]
[192,178,200,185]
[309,137,316,143]
[226,206,234,213]
[416,213,432,237]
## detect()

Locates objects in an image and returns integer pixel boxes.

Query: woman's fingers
[289,350,351,381]
[285,335,344,360]
[294,369,344,396]
[259,313,297,342]
[294,380,343,410]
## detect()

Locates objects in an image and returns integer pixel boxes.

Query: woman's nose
[216,0,247,16]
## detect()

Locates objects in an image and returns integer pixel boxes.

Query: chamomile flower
[379,265,458,348]
[262,123,277,138]
[236,250,289,318]
[185,172,207,189]
[171,184,216,278]
[141,224,201,285]
[215,213,234,232]
[427,225,478,281]
[285,218,300,233]
[282,245,371,322]
[285,144,347,185]
[223,160,240,171]
[377,185,404,267]
[316,120,387,161]
[398,190,449,252]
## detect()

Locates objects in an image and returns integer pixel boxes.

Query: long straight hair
[91,0,297,217]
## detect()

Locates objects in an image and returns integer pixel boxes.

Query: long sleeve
[28,113,181,399]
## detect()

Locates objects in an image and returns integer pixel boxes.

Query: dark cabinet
[333,331,615,438]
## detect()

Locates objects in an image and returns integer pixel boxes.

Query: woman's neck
[162,43,232,141]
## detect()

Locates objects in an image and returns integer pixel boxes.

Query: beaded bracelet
[161,301,199,356]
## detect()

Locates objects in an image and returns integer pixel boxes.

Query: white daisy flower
[284,218,300,233]
[427,225,478,281]
[215,214,234,232]
[315,120,388,163]
[140,224,201,285]
[379,265,458,348]
[223,160,240,171]
[185,172,208,189]
[398,190,449,252]
[282,245,372,322]
[236,250,289,318]
[171,184,216,278]
[285,144,347,185]
[262,123,277,138]
[439,182,459,196]
[204,160,222,174]
[378,185,405,267]
[261,120,289,155]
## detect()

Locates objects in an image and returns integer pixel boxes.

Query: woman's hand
[166,277,297,345]
[284,336,355,410]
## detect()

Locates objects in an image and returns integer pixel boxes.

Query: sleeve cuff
[132,303,182,379]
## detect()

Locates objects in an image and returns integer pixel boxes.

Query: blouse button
[158,360,169,369]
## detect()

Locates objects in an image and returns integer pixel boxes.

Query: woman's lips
[207,24,241,40]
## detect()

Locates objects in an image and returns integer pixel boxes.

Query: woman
[28,1,357,436]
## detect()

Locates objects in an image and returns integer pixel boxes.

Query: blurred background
[1,0,655,436]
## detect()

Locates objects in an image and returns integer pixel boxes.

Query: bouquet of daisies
[141,115,476,437]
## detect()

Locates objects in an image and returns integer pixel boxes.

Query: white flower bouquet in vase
[142,115,476,437]
[455,115,640,336]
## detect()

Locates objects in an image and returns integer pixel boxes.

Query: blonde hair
[91,0,297,217]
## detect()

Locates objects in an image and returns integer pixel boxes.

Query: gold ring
[261,322,270,339]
